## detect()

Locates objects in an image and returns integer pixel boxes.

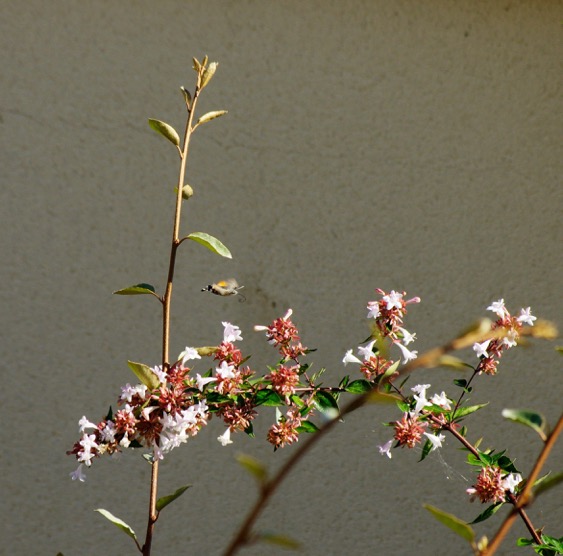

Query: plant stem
[482,413,563,556]
[141,78,202,556]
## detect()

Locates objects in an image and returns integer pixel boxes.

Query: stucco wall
[1,1,561,555]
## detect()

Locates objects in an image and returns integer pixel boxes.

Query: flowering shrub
[67,58,561,556]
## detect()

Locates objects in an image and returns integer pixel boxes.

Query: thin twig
[482,413,563,555]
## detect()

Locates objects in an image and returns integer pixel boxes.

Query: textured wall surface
[1,2,561,555]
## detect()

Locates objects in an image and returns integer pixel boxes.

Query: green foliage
[256,533,301,550]
[502,408,548,441]
[196,110,228,126]
[423,504,475,544]
[113,283,157,296]
[469,501,504,524]
[254,389,284,407]
[148,118,180,147]
[127,360,160,390]
[236,453,268,484]
[186,232,232,258]
[517,534,563,556]
[95,508,137,540]
[345,379,372,394]
[156,485,192,512]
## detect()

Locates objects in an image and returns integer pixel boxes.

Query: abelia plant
[67,58,561,556]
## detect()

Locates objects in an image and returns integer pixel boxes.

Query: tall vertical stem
[142,82,202,556]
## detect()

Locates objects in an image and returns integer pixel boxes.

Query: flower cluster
[343,289,420,380]
[472,299,536,375]
[255,309,316,449]
[70,313,320,479]
[377,383,450,458]
[466,466,522,504]
[254,308,307,361]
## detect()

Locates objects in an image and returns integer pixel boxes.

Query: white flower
[78,416,97,433]
[216,361,235,379]
[222,321,243,343]
[411,384,431,394]
[398,327,416,345]
[473,339,490,358]
[196,373,217,391]
[378,439,393,459]
[366,301,381,319]
[100,421,116,443]
[503,473,522,493]
[430,392,451,410]
[517,307,536,326]
[382,290,404,310]
[70,464,86,482]
[178,346,201,365]
[411,384,431,415]
[342,349,362,366]
[357,339,377,360]
[502,330,519,348]
[395,341,418,363]
[217,428,233,446]
[119,383,148,403]
[151,365,167,384]
[423,432,446,451]
[487,299,508,318]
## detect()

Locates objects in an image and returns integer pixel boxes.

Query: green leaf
[186,232,232,258]
[381,360,400,381]
[257,533,301,550]
[296,420,320,433]
[95,508,137,540]
[497,455,519,474]
[313,390,339,412]
[469,502,504,524]
[200,62,218,89]
[502,408,548,441]
[156,485,192,512]
[127,361,160,390]
[254,389,284,407]
[423,504,475,544]
[113,283,157,296]
[148,118,180,147]
[345,379,372,394]
[437,355,475,370]
[196,110,228,126]
[533,471,563,499]
[451,403,488,420]
[419,438,433,462]
[366,390,400,404]
[180,86,192,109]
[236,453,267,484]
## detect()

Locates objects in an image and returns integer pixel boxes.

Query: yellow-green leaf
[156,485,192,512]
[502,408,548,441]
[95,508,137,540]
[257,533,301,550]
[236,453,268,484]
[113,283,157,296]
[187,232,232,258]
[423,504,475,544]
[127,361,160,390]
[148,118,180,147]
[200,62,218,89]
[196,110,228,126]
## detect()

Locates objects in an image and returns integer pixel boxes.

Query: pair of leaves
[96,485,192,540]
[148,111,227,147]
[113,232,232,297]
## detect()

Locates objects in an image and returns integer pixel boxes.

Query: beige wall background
[1,2,561,555]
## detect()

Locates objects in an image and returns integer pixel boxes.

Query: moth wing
[216,278,239,289]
